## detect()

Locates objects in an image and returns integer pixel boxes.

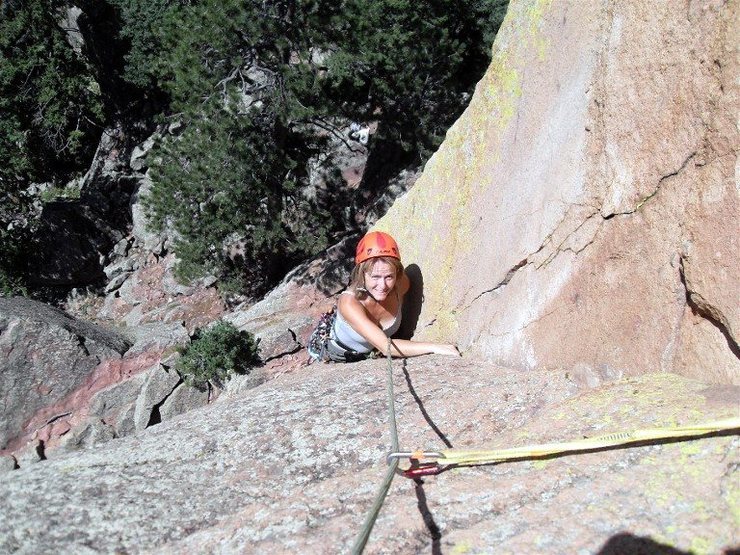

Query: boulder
[133,366,181,431]
[48,322,194,445]
[126,321,190,356]
[130,171,167,255]
[56,418,117,453]
[86,372,149,436]
[0,357,735,552]
[0,306,196,459]
[159,383,210,422]
[0,297,129,453]
[13,440,44,468]
[130,135,156,172]
[375,0,739,384]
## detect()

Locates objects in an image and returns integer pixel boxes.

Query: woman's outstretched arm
[338,294,460,358]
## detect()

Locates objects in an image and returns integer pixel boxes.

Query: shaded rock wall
[224,235,357,365]
[377,0,739,383]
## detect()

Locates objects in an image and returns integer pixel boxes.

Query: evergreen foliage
[145,103,333,290]
[105,0,178,91]
[317,0,507,156]
[136,0,508,293]
[0,0,105,292]
[0,0,103,186]
[176,321,260,388]
[0,0,508,297]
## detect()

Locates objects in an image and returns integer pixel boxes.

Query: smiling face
[363,259,398,301]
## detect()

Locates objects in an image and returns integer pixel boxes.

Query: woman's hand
[433,344,461,357]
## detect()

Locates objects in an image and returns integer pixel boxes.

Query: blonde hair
[348,257,404,299]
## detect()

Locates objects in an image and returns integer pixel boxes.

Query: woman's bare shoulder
[338,290,361,311]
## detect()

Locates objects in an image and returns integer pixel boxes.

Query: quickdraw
[386,416,740,476]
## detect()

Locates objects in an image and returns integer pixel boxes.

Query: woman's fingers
[435,344,461,357]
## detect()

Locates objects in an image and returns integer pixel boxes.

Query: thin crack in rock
[264,328,304,362]
[76,334,91,357]
[446,149,697,321]
[464,210,600,310]
[536,209,602,270]
[679,255,739,359]
[467,258,529,307]
[44,412,72,426]
[485,307,560,340]
[146,376,184,427]
[603,152,696,219]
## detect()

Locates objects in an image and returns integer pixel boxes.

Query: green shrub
[0,271,27,298]
[176,321,260,388]
[0,227,30,298]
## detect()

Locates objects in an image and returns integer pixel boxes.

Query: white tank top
[331,290,402,353]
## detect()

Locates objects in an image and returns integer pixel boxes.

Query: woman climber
[308,231,461,362]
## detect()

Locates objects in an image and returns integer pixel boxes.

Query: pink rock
[4,349,164,458]
[376,0,739,384]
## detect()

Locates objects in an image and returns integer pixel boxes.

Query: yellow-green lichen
[680,443,701,456]
[373,0,558,341]
[692,501,709,521]
[689,536,711,554]
[643,473,683,509]
[450,541,472,555]
[726,469,740,528]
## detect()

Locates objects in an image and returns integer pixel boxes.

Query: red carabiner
[403,463,442,479]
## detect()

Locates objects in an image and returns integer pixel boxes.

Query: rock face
[97,252,226,334]
[29,124,141,287]
[376,0,739,384]
[224,234,357,376]
[0,298,130,452]
[0,298,209,462]
[0,357,736,553]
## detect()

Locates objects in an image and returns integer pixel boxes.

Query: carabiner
[403,464,443,479]
[386,451,444,465]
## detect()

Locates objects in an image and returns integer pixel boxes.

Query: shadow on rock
[414,478,442,555]
[400,357,448,554]
[596,532,692,554]
[402,359,452,448]
[396,263,423,340]
[292,234,359,297]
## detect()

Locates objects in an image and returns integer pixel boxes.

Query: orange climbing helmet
[355,231,401,264]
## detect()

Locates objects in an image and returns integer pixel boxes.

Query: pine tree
[0,0,104,293]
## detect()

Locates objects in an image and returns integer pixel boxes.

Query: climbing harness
[306,307,336,362]
[307,307,368,363]
[349,342,740,553]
